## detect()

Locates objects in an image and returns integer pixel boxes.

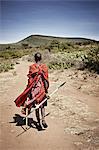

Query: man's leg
[41,105,48,128]
[35,108,42,130]
[35,108,40,123]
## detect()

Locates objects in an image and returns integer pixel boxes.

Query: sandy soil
[0,59,99,150]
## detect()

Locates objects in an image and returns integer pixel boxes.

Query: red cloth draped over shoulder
[14,63,49,107]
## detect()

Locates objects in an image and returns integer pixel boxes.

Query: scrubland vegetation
[0,49,34,72]
[0,35,99,73]
[45,41,99,73]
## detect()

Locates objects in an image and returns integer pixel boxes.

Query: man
[15,52,49,129]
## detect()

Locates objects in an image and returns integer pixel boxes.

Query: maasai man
[14,52,49,129]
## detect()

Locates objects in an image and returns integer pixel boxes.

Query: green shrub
[48,61,74,70]
[47,53,75,70]
[0,49,35,60]
[0,62,15,73]
[83,47,99,73]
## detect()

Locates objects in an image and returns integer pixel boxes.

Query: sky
[0,0,99,43]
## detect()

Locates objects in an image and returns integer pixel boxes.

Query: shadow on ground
[9,114,45,132]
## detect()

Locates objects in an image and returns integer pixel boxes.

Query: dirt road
[0,59,99,150]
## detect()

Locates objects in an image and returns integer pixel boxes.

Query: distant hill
[0,35,98,51]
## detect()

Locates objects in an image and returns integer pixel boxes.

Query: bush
[83,47,99,73]
[0,62,15,73]
[0,50,22,59]
[47,53,75,70]
[0,49,34,60]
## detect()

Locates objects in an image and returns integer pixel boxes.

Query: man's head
[34,52,42,62]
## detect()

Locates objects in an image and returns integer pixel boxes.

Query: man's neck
[36,61,41,65]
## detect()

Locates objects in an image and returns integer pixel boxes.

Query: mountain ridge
[0,34,98,50]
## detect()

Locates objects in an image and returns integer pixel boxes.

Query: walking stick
[26,98,29,128]
[23,81,66,120]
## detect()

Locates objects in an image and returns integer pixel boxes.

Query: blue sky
[0,0,99,43]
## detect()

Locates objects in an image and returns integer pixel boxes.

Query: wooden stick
[25,98,29,128]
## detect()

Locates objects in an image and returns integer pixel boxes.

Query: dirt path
[0,59,99,150]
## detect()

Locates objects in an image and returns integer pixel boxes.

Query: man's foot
[37,122,42,131]
[42,121,48,128]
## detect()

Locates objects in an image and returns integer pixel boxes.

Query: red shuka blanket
[14,63,49,107]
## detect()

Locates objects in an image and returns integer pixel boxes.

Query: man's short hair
[34,52,42,62]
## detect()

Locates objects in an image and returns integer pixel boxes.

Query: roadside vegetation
[44,40,99,73]
[0,49,35,72]
[39,40,99,73]
[0,38,99,73]
[84,47,99,73]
